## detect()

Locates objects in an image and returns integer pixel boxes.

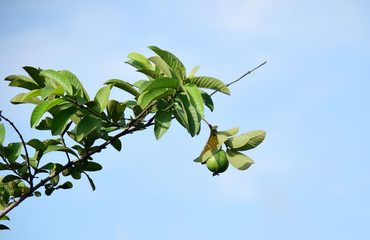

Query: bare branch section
[210,61,267,97]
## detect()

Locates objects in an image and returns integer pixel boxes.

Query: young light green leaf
[217,127,240,137]
[237,130,266,150]
[5,75,39,90]
[154,110,172,140]
[148,56,172,78]
[93,85,112,113]
[127,52,153,69]
[142,77,180,92]
[51,107,77,135]
[104,79,140,98]
[41,86,56,99]
[187,66,200,78]
[76,116,102,142]
[10,93,41,105]
[40,70,73,94]
[137,88,168,109]
[226,149,254,170]
[0,123,5,145]
[20,89,42,101]
[30,98,65,128]
[225,134,250,150]
[186,76,230,95]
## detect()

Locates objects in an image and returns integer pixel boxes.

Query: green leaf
[217,127,239,137]
[76,116,102,142]
[111,138,122,151]
[93,85,112,113]
[0,123,5,145]
[154,110,172,140]
[5,143,22,162]
[127,52,153,69]
[148,56,172,78]
[85,173,96,191]
[148,46,186,80]
[44,145,79,158]
[236,130,266,150]
[59,181,73,189]
[26,139,46,151]
[2,175,21,183]
[142,77,180,92]
[5,75,39,90]
[173,103,188,129]
[23,66,46,87]
[59,70,90,101]
[107,100,126,123]
[184,83,204,120]
[0,216,10,221]
[187,66,200,78]
[40,162,55,170]
[176,92,200,137]
[20,89,42,101]
[225,134,250,150]
[41,86,57,99]
[137,69,163,80]
[41,85,65,99]
[199,90,214,111]
[104,79,140,98]
[10,93,41,105]
[226,149,254,170]
[40,69,73,94]
[186,76,230,95]
[0,224,10,230]
[137,88,168,109]
[84,161,103,171]
[30,98,65,128]
[126,59,148,70]
[51,107,77,135]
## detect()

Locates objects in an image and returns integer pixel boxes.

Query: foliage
[0,46,266,230]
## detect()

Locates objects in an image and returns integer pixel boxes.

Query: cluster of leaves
[194,126,265,175]
[0,46,265,230]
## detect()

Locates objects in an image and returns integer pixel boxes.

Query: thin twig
[210,61,267,97]
[0,111,33,188]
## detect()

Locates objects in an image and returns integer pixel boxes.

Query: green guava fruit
[206,150,229,175]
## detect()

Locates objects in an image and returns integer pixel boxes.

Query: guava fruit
[206,150,229,176]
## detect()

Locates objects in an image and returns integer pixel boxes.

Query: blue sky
[1,0,369,239]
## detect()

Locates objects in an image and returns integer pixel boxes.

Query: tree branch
[0,106,156,219]
[0,111,33,188]
[210,61,267,97]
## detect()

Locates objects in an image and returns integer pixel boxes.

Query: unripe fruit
[206,150,229,175]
